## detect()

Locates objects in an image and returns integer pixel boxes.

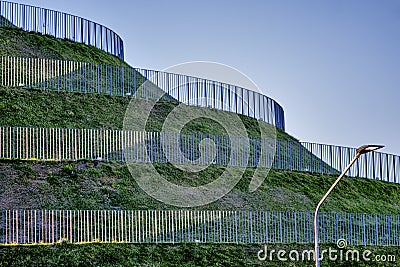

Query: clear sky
[17,0,400,155]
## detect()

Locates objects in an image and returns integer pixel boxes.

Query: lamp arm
[313,152,361,266]
[315,153,361,214]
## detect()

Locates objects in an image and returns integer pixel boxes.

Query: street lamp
[314,144,384,267]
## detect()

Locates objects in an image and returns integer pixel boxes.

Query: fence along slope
[0,56,285,130]
[0,1,284,128]
[0,126,398,183]
[1,210,399,246]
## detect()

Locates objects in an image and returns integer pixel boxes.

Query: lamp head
[356,145,384,155]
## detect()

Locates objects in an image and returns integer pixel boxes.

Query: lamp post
[314,145,384,267]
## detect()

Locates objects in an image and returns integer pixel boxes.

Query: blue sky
[18,0,400,155]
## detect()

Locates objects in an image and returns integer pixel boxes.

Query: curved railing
[0,0,284,130]
[0,56,285,130]
[0,1,124,59]
[300,142,399,183]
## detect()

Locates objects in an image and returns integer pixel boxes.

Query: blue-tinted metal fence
[0,56,285,130]
[0,1,124,59]
[1,2,398,250]
[0,126,398,183]
[300,142,399,183]
[1,210,399,246]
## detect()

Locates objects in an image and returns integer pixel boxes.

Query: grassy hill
[1,18,400,267]
[0,19,398,214]
[0,86,292,140]
[0,26,127,66]
[1,160,399,213]
[0,16,17,28]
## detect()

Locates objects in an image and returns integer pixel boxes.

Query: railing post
[329,145,333,175]
[320,143,323,174]
[387,215,391,246]
[372,152,376,180]
[277,140,281,169]
[386,154,390,182]
[394,156,397,183]
[299,143,303,171]
[309,143,313,172]
[380,153,384,181]
[375,214,379,246]
[1,210,4,244]
[289,140,293,171]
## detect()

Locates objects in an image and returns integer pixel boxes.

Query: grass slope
[0,243,398,267]
[0,27,127,66]
[0,160,398,213]
[0,86,293,140]
[1,20,399,267]
[0,16,16,28]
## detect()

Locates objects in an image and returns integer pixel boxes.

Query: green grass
[1,19,399,267]
[0,86,131,129]
[0,25,291,139]
[0,16,16,28]
[0,27,128,66]
[0,243,398,266]
[0,86,291,140]
[0,160,398,213]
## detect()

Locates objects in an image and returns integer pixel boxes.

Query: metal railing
[1,210,399,246]
[0,0,285,129]
[1,2,398,250]
[0,126,398,183]
[0,56,285,130]
[0,126,276,168]
[0,1,124,59]
[301,142,399,183]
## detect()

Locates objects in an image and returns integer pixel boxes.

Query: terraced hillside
[0,24,398,214]
[0,2,398,215]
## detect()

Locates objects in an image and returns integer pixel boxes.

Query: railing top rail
[0,0,116,33]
